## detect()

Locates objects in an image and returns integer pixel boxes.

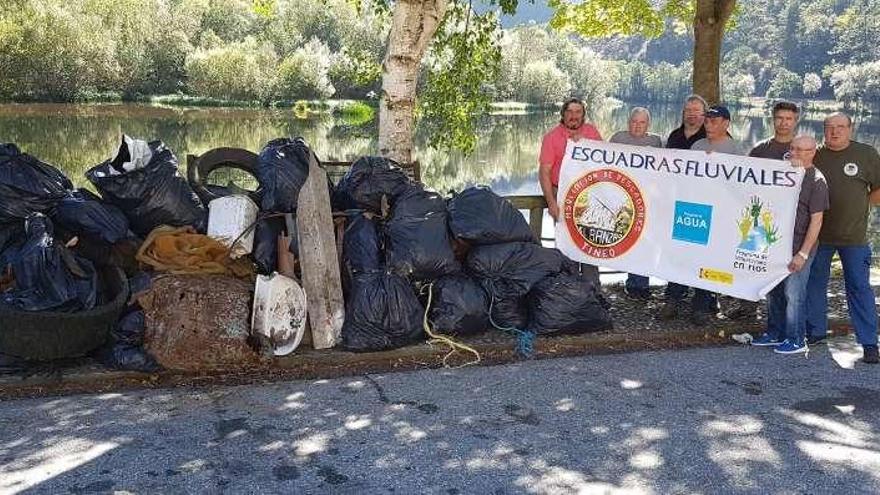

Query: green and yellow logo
[736,196,780,254]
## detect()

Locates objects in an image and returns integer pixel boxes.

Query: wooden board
[296,151,345,349]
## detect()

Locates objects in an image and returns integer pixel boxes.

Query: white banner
[555,140,804,301]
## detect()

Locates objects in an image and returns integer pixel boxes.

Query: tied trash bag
[257,137,311,213]
[54,190,130,244]
[466,242,564,299]
[97,310,160,372]
[1,214,97,312]
[490,295,529,330]
[342,272,425,352]
[384,188,459,280]
[529,273,612,334]
[0,222,24,267]
[429,274,489,336]
[343,212,382,274]
[0,143,73,223]
[333,156,412,213]
[447,186,536,245]
[86,136,206,237]
[252,216,298,275]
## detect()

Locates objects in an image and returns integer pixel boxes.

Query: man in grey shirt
[609,107,662,299]
[687,105,743,326]
[691,105,744,155]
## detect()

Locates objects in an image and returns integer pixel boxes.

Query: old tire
[0,266,129,361]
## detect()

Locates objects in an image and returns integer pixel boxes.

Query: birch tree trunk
[692,0,736,104]
[378,0,449,164]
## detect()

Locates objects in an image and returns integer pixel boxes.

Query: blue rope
[487,295,536,359]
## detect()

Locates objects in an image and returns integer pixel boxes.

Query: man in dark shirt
[751,135,829,354]
[805,112,880,364]
[660,94,715,325]
[725,101,802,322]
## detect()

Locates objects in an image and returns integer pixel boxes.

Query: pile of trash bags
[1,135,613,369]
[337,157,612,353]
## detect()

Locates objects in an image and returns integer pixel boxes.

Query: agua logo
[671,201,713,245]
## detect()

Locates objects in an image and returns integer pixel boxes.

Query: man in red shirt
[538,98,603,221]
[538,97,603,284]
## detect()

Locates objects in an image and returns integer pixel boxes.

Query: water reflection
[0,102,877,197]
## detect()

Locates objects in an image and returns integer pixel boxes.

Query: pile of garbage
[336,157,613,353]
[0,135,613,373]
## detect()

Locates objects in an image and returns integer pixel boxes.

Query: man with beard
[539,97,603,284]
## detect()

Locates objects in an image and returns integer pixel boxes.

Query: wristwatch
[797,251,809,261]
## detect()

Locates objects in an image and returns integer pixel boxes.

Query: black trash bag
[343,212,383,274]
[54,189,131,244]
[447,186,536,245]
[257,137,311,213]
[0,221,24,266]
[333,156,412,213]
[384,188,459,280]
[429,274,489,336]
[0,143,73,223]
[466,242,564,299]
[251,216,288,275]
[489,295,529,330]
[1,213,97,312]
[86,137,206,237]
[342,272,425,352]
[96,310,161,372]
[529,273,613,335]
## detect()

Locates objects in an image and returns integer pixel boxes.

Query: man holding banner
[751,135,828,354]
[539,97,603,285]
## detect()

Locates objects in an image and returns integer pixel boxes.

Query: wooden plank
[528,207,543,241]
[296,151,345,349]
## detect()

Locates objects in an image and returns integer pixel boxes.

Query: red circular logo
[563,168,646,259]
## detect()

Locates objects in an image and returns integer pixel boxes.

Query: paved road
[1,343,879,495]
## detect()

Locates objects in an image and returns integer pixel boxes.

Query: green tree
[766,68,802,99]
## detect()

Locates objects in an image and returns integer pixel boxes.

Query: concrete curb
[0,320,856,400]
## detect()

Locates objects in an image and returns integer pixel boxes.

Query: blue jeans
[665,282,717,313]
[626,274,648,292]
[766,254,814,344]
[806,244,878,346]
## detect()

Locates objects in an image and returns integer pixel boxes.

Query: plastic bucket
[207,195,258,258]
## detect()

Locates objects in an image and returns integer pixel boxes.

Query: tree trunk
[378,0,449,164]
[692,0,736,104]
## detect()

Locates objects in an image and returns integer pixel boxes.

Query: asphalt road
[1,342,879,495]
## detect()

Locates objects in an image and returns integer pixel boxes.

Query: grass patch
[333,100,376,125]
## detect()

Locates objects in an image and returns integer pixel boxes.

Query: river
[1,102,878,197]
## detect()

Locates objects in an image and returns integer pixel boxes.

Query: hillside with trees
[0,0,878,107]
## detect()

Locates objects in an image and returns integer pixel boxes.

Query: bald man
[805,113,880,364]
[751,135,829,354]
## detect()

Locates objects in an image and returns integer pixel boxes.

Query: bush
[519,61,571,105]
[185,38,278,103]
[276,38,336,100]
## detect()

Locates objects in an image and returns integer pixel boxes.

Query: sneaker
[659,301,679,320]
[806,335,827,346]
[751,333,782,347]
[863,345,879,364]
[774,339,807,354]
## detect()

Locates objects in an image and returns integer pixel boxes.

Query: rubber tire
[0,266,129,361]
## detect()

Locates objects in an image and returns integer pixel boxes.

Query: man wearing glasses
[751,135,829,354]
[805,113,880,364]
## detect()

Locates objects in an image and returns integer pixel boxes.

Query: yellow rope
[422,282,481,369]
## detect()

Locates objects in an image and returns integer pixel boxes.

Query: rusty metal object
[139,274,265,370]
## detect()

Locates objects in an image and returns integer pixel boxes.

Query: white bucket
[251,272,308,356]
[207,195,258,258]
